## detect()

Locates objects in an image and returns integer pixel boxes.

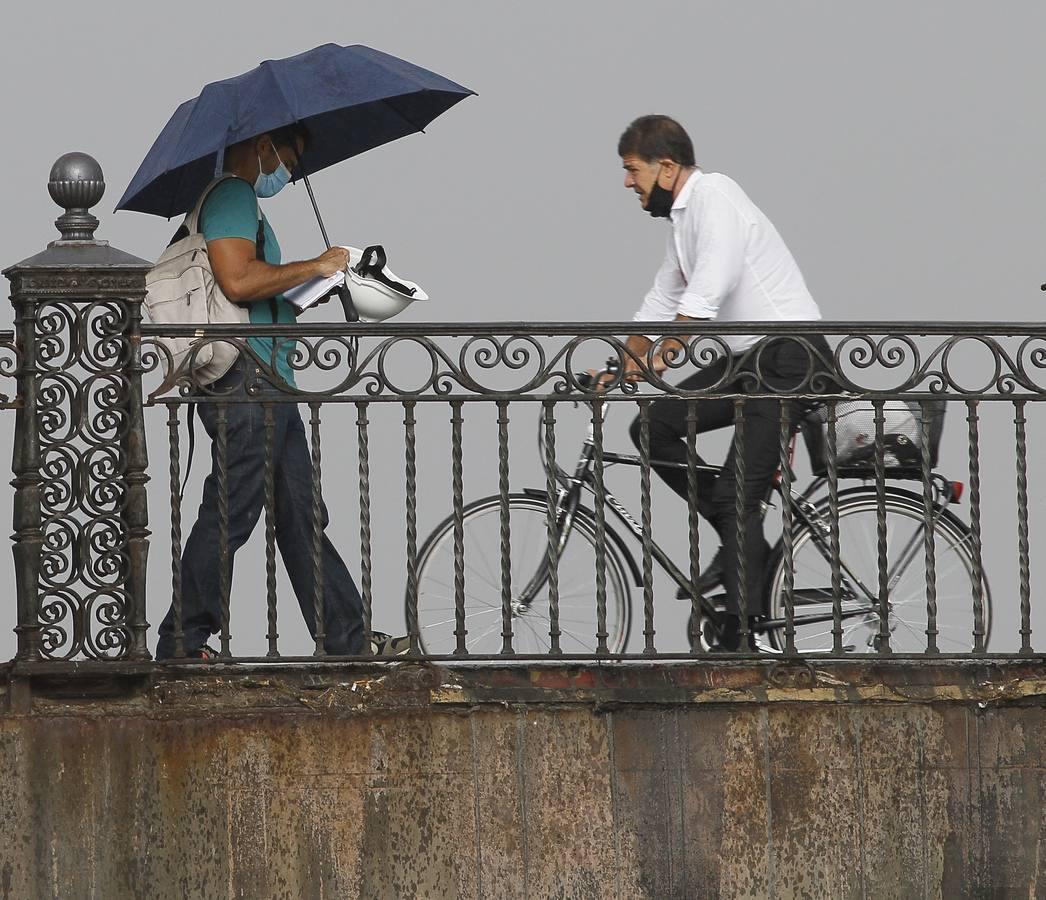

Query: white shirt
[633,169,820,352]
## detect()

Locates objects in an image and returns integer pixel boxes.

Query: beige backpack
[144,176,253,385]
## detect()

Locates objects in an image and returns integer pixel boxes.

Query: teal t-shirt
[200,177,297,387]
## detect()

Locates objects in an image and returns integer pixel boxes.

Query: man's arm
[207,238,347,304]
[622,313,708,380]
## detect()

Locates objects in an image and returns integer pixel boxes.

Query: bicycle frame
[517,400,962,638]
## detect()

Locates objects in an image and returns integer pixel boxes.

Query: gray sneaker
[368,631,412,656]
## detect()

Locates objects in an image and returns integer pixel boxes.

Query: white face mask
[254,141,292,198]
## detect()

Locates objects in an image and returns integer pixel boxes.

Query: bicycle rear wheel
[412,494,633,655]
[766,488,992,653]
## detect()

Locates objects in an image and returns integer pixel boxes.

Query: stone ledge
[3,657,1046,718]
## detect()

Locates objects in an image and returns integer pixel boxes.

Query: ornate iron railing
[107,320,1041,661]
[4,155,1045,664]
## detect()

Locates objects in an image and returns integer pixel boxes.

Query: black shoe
[676,547,725,600]
[705,615,761,653]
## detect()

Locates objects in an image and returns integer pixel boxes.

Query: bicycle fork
[511,486,583,614]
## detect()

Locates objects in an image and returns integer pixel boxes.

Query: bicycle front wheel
[412,494,633,656]
[766,488,992,654]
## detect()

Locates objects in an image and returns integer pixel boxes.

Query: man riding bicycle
[616,115,830,651]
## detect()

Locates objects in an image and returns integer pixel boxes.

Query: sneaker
[368,631,412,656]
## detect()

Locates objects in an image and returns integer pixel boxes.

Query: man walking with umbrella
[154,123,374,659]
[120,44,475,658]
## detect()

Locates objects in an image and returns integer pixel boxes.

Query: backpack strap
[186,174,238,235]
[165,175,239,247]
[255,216,279,324]
[180,404,196,501]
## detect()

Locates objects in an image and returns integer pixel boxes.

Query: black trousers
[629,336,831,618]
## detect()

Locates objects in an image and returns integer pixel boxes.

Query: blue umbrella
[116,43,475,219]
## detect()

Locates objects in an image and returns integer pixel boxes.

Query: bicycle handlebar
[573,357,621,392]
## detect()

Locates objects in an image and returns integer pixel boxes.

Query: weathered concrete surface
[1,659,1045,899]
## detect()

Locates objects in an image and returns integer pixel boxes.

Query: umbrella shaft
[302,173,332,249]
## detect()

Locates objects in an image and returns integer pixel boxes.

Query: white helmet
[344,245,428,322]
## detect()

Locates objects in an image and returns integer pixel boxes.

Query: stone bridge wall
[1,660,1044,899]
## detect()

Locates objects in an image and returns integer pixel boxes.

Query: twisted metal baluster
[920,400,938,655]
[873,400,891,655]
[309,402,326,656]
[404,400,420,655]
[1015,400,1032,655]
[216,403,231,658]
[779,401,796,656]
[686,400,701,655]
[356,401,373,642]
[124,296,151,661]
[451,400,468,656]
[592,397,609,655]
[497,400,513,655]
[166,402,185,659]
[639,401,655,655]
[827,403,843,655]
[264,403,278,657]
[733,399,748,647]
[966,400,986,654]
[543,400,562,656]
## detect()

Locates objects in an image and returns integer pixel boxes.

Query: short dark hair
[269,121,312,154]
[617,115,695,167]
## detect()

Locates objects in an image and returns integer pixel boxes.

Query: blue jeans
[155,360,365,658]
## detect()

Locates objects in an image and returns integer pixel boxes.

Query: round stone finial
[47,152,105,243]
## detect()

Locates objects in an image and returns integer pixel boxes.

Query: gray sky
[1,0,1044,658]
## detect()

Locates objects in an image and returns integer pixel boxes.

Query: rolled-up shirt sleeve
[633,234,686,338]
[677,187,748,318]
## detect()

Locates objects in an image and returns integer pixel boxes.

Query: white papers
[284,271,347,310]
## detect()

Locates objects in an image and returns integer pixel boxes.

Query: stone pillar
[2,154,153,660]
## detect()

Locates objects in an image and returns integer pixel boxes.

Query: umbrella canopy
[116,43,474,218]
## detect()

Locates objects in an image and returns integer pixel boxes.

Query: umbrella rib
[379,93,431,136]
[257,60,302,135]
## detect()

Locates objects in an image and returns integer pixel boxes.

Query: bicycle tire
[765,487,992,653]
[411,493,633,655]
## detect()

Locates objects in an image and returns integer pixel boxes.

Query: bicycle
[410,371,992,656]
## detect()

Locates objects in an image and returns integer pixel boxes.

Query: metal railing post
[2,154,152,660]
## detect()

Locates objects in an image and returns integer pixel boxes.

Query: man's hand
[312,246,350,278]
[585,368,614,392]
[649,337,687,375]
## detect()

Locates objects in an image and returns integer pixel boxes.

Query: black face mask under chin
[645,165,680,218]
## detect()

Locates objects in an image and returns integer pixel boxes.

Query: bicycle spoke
[465,620,505,651]
[421,579,499,608]
[514,517,540,584]
[421,607,502,629]
[462,530,502,589]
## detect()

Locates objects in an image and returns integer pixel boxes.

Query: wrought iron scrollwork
[141,324,1046,402]
[34,299,133,659]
